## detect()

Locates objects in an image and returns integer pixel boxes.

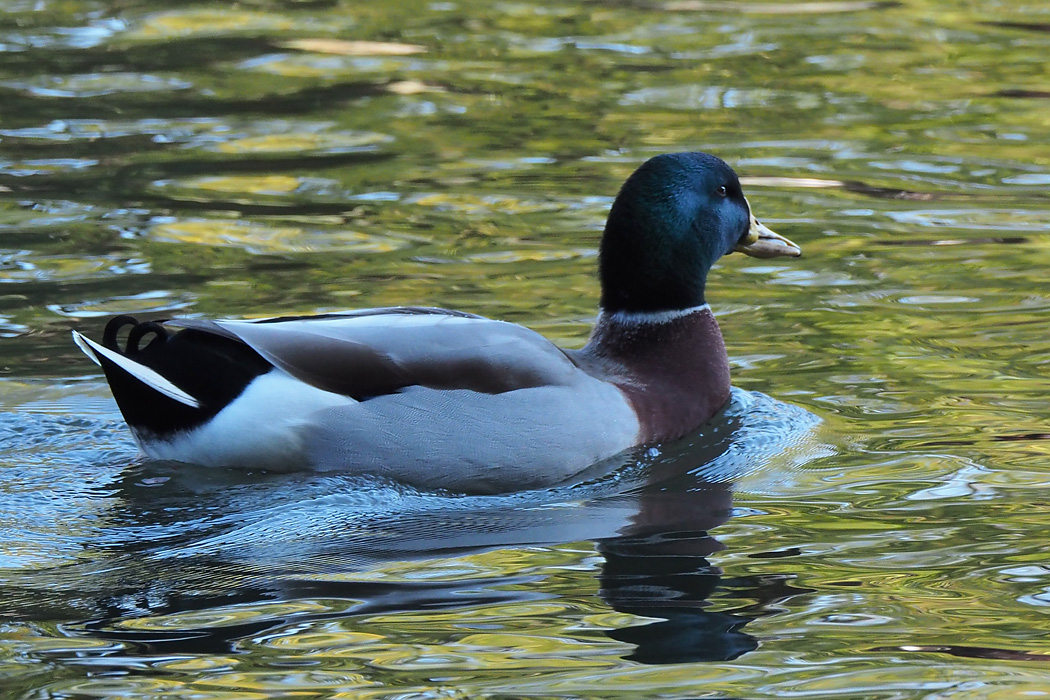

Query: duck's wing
[169,307,581,399]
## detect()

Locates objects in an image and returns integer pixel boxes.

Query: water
[2,0,1050,697]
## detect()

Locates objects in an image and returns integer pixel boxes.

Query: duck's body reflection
[6,389,821,665]
[597,419,751,663]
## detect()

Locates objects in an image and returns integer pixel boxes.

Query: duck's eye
[715,185,728,197]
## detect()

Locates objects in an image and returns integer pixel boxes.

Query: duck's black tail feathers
[74,316,272,437]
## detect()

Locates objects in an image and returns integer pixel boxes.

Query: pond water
[2,0,1050,697]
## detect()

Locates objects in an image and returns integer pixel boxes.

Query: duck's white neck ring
[600,303,712,326]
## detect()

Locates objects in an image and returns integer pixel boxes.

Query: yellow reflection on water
[133,9,303,39]
[149,219,409,255]
[212,131,391,155]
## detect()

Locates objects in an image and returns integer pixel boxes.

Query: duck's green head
[599,152,801,314]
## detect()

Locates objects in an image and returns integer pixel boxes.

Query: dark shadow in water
[983,21,1050,34]
[0,389,820,665]
[994,89,1050,99]
[870,644,1050,663]
[600,530,757,664]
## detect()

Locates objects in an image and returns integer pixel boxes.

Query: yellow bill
[734,199,801,259]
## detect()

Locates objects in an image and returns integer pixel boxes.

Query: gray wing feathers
[302,382,640,493]
[167,317,242,341]
[170,311,579,397]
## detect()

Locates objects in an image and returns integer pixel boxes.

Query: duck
[73,152,801,494]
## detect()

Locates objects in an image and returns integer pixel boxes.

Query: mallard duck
[73,152,800,493]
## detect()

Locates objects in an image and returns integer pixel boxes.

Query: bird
[73,152,801,494]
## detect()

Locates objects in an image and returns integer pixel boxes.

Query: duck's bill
[734,215,802,259]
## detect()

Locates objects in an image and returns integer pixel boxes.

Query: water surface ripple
[2,0,1050,698]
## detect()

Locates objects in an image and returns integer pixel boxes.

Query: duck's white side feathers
[140,370,353,471]
[131,366,639,491]
[303,380,640,493]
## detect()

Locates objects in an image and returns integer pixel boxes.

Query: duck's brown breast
[568,308,731,443]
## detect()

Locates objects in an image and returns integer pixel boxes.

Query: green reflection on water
[2,0,1050,698]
